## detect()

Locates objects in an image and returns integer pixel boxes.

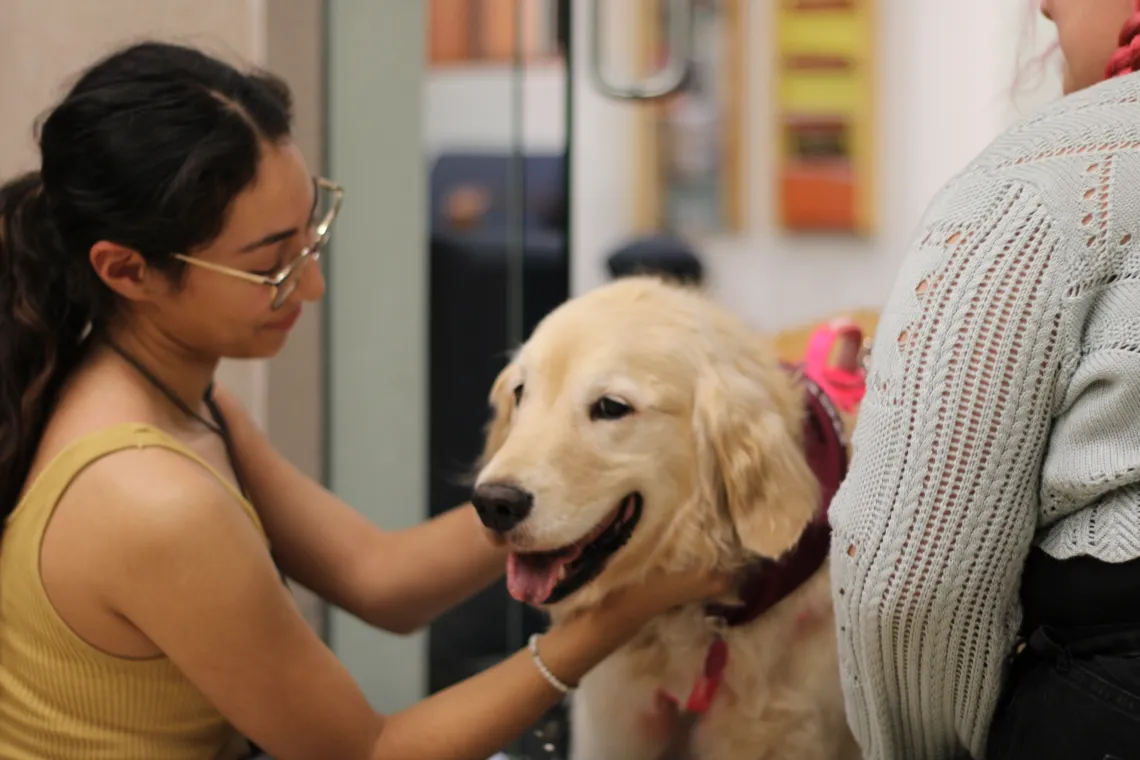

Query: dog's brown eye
[513,383,524,406]
[590,396,633,421]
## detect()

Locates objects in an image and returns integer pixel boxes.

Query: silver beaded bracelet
[528,633,574,695]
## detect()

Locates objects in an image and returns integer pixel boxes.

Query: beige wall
[0,1,261,179]
[0,0,327,635]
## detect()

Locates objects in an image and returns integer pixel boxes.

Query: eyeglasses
[172,177,344,310]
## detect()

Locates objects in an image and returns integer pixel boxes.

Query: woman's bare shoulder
[45,442,264,611]
[63,444,252,546]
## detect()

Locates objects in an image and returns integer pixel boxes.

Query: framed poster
[635,0,746,237]
[775,0,876,235]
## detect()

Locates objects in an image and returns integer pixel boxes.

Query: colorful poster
[776,0,875,234]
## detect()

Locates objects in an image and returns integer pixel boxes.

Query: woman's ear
[694,356,819,560]
[88,241,161,303]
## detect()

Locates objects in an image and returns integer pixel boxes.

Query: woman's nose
[296,255,326,302]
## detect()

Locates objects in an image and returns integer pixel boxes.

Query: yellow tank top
[0,423,266,760]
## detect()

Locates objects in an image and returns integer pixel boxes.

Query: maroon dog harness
[664,323,865,715]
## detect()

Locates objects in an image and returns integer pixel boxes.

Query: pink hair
[1106,0,1140,78]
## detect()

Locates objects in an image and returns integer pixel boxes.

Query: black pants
[986,623,1140,760]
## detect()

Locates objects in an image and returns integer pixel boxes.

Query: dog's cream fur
[476,276,860,760]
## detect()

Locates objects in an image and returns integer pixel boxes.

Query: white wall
[425,0,1062,333]
[425,64,567,157]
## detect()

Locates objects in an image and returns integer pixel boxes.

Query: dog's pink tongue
[507,552,572,605]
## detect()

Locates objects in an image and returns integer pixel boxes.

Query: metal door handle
[589,0,693,101]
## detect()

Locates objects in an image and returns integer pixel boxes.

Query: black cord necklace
[103,338,224,437]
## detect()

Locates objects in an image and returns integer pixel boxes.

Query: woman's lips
[265,308,302,331]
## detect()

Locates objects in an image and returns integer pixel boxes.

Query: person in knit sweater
[829,1,1140,758]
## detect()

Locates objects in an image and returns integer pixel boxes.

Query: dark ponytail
[0,42,293,525]
[0,172,93,515]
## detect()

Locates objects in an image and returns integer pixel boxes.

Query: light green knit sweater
[829,71,1140,759]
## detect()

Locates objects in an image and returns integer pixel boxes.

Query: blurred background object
[606,233,705,285]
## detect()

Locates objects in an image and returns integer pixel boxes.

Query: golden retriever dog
[472,276,861,760]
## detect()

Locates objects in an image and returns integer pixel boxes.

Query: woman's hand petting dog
[595,567,736,628]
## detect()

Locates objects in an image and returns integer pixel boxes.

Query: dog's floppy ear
[694,357,819,559]
[479,361,518,467]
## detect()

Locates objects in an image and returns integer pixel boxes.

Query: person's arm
[212,386,504,634]
[87,444,729,760]
[85,447,382,759]
[827,179,1074,759]
[368,570,720,760]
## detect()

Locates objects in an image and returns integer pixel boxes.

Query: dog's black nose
[472,482,533,533]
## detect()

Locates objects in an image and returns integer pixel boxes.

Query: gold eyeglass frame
[172,177,344,310]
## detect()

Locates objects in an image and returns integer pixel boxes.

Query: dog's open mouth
[506,493,643,606]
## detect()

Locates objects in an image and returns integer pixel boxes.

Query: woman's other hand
[600,567,736,631]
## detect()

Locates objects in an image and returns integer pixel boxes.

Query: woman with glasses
[0,42,727,760]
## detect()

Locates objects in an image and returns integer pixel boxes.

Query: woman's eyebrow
[238,227,297,252]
